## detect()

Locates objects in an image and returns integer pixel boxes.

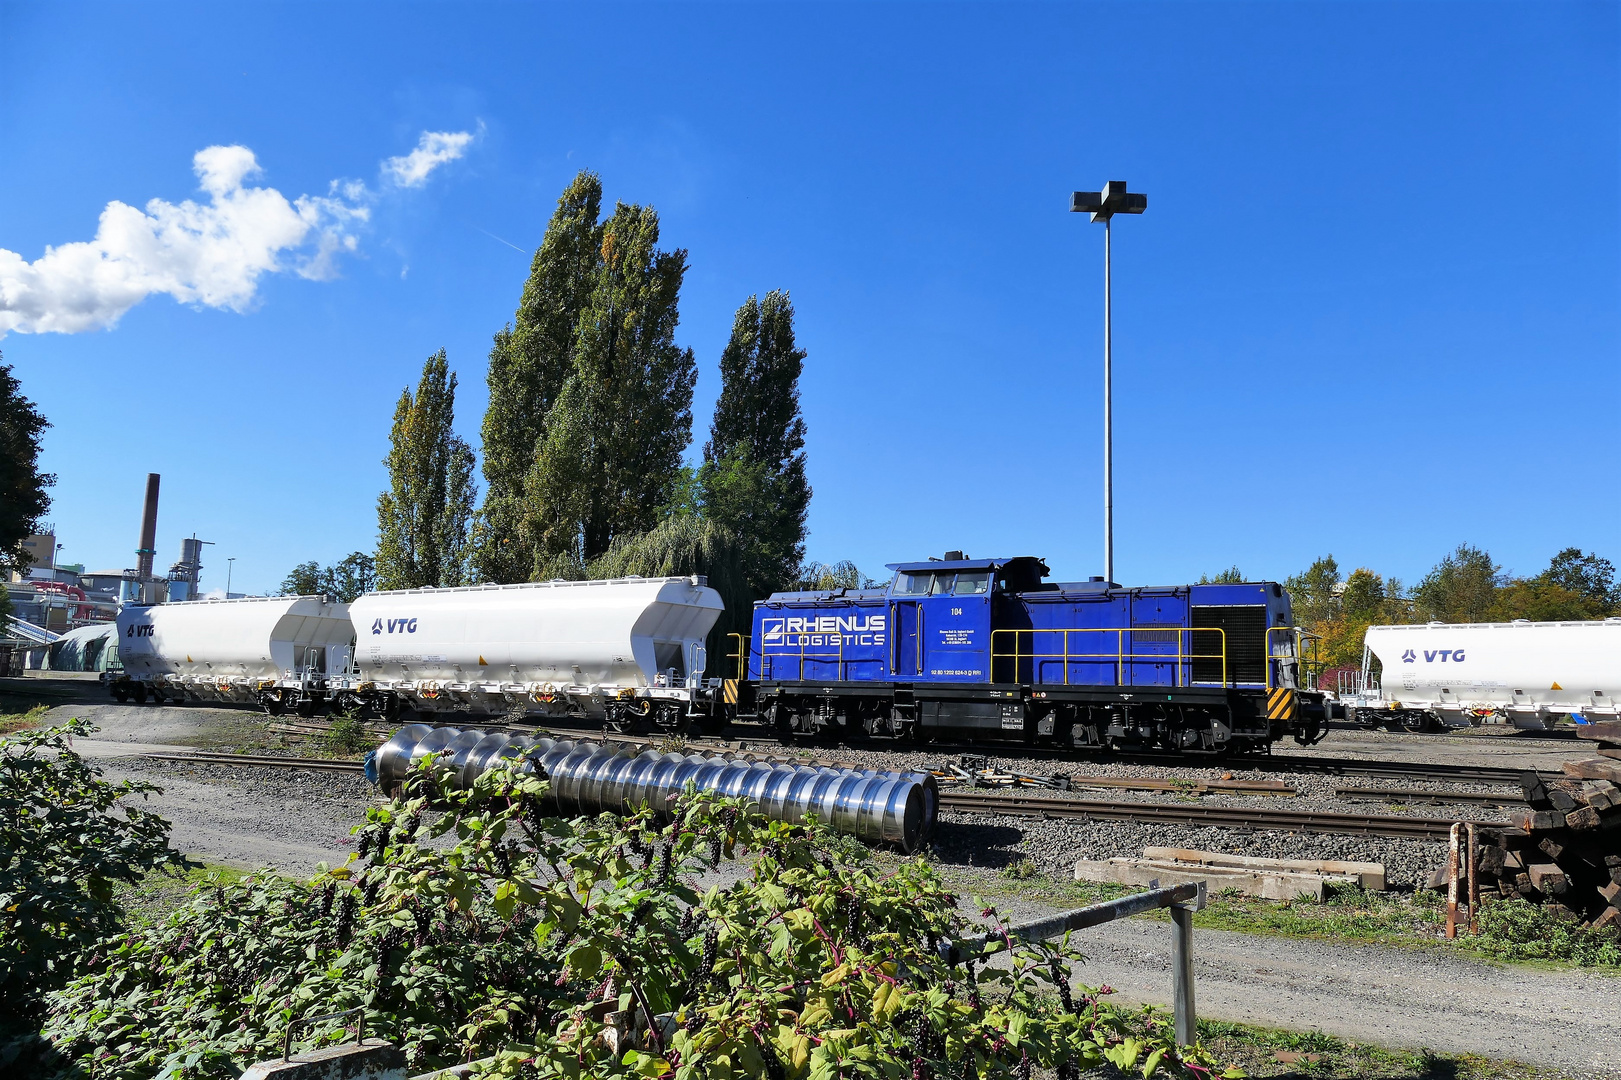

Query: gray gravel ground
[928,810,1450,889]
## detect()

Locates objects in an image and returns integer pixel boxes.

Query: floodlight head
[1072,182,1146,222]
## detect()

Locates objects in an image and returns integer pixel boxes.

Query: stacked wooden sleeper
[1436,721,1621,929]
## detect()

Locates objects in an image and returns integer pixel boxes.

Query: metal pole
[1171,902,1196,1046]
[1103,217,1113,584]
[1469,826,1483,935]
[1446,822,1461,939]
[226,558,234,596]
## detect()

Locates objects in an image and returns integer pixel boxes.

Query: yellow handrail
[1263,626,1320,690]
[989,627,1229,687]
[727,633,751,682]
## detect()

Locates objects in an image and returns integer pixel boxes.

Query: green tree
[278,561,322,596]
[279,553,377,602]
[1539,547,1618,610]
[0,720,184,1050]
[524,202,697,574]
[1283,555,1341,632]
[796,560,876,591]
[325,551,377,601]
[1413,543,1502,623]
[376,351,478,591]
[0,359,55,598]
[698,291,811,601]
[474,172,605,585]
[1197,566,1244,583]
[586,514,751,677]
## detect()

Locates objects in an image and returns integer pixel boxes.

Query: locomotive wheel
[765,703,794,744]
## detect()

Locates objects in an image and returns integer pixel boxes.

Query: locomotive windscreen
[1190,605,1267,684]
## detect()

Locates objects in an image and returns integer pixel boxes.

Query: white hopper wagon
[112,595,354,711]
[339,575,724,731]
[1342,619,1621,731]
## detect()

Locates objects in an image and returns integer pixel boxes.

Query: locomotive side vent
[1191,605,1267,684]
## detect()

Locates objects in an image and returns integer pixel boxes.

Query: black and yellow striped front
[1266,687,1297,721]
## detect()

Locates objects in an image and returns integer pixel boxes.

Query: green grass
[112,862,250,929]
[1195,1018,1573,1079]
[0,703,51,734]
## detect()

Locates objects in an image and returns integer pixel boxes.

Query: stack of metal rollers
[374,724,937,853]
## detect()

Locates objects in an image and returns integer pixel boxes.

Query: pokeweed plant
[0,718,187,1042]
[42,756,1238,1080]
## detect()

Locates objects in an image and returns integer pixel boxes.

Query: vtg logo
[125,623,155,638]
[1401,647,1465,663]
[371,617,419,635]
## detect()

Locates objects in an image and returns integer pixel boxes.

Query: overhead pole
[1070,182,1146,585]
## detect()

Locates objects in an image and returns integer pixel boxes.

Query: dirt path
[1063,914,1618,1076]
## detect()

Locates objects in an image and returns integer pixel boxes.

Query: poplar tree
[524,202,697,574]
[474,173,604,584]
[699,290,810,600]
[376,350,477,591]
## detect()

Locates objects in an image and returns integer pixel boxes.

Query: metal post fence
[939,880,1208,1045]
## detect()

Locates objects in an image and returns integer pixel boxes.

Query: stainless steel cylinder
[373,725,936,853]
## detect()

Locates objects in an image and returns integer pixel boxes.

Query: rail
[989,626,1228,687]
[937,789,1498,841]
[939,882,1207,1046]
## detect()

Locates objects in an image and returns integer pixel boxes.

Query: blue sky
[1,2,1615,596]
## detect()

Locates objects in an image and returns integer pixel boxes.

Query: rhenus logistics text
[763,614,886,648]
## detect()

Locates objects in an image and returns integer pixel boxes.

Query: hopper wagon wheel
[1402,711,1437,734]
[132,683,149,704]
[260,690,286,717]
[113,685,129,703]
[295,697,319,719]
[654,702,686,735]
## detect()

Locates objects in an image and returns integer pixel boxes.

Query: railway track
[143,751,367,772]
[937,790,1492,841]
[263,717,1548,789]
[143,750,1493,841]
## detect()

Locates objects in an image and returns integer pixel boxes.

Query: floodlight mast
[1070,181,1146,586]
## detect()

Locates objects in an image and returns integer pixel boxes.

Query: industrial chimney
[136,473,160,580]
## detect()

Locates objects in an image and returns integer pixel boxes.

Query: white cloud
[382,130,475,188]
[0,129,474,337]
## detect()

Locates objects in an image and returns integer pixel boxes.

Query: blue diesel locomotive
[729,554,1326,754]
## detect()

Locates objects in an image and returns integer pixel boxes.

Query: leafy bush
[0,719,185,1031]
[42,760,1236,1079]
[1474,899,1621,968]
[323,711,374,756]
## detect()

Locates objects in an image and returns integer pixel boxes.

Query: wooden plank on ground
[1563,758,1621,784]
[1073,857,1350,901]
[1140,846,1385,890]
[1574,720,1621,743]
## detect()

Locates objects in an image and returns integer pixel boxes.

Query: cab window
[954,571,990,595]
[894,572,931,595]
[929,573,956,595]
